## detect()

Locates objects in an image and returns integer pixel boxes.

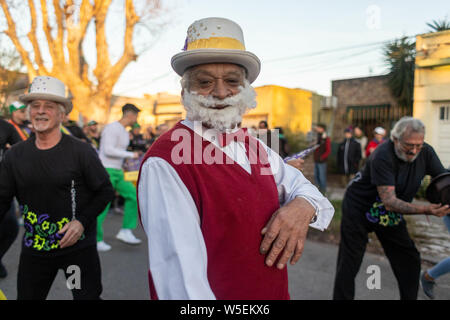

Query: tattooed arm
[377,185,450,217]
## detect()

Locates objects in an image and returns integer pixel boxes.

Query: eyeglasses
[399,140,423,151]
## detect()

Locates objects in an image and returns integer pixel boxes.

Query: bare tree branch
[39,0,59,73]
[27,0,48,75]
[109,0,139,86]
[0,1,37,78]
[1,0,170,122]
[65,0,94,88]
[93,0,113,84]
[52,0,66,66]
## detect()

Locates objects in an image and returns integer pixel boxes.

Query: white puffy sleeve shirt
[138,120,334,300]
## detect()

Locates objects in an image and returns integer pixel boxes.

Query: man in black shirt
[0,118,21,160]
[0,119,21,278]
[0,76,114,300]
[84,120,101,150]
[336,127,361,187]
[62,114,90,143]
[333,117,450,300]
[128,122,147,153]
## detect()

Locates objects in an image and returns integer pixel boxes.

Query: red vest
[137,122,289,300]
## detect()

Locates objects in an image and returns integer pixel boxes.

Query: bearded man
[137,17,334,300]
[333,116,450,300]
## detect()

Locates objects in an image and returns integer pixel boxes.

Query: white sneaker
[97,241,112,252]
[116,229,142,245]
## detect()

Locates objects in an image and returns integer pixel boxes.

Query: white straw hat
[19,76,72,114]
[171,17,261,83]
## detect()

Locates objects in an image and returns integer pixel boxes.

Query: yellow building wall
[92,85,315,135]
[413,30,450,167]
[244,85,313,134]
[104,94,184,131]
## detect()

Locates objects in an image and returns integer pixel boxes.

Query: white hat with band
[171,17,261,83]
[19,76,72,114]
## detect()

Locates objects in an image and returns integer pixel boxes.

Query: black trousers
[333,199,421,300]
[17,245,102,300]
[0,202,19,263]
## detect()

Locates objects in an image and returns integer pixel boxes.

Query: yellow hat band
[186,37,245,51]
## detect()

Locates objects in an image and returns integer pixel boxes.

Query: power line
[267,46,379,77]
[263,35,416,64]
[114,70,173,96]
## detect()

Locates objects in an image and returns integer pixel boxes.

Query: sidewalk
[1,210,449,300]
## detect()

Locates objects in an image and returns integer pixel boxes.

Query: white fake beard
[182,80,257,132]
[394,144,420,163]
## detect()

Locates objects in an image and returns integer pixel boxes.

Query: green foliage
[329,199,343,231]
[415,175,431,200]
[426,18,450,32]
[0,105,10,119]
[384,37,416,110]
[283,128,309,155]
[0,37,24,116]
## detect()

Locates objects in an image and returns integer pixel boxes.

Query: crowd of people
[0,16,449,301]
[0,83,174,297]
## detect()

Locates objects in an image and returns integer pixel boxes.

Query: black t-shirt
[128,133,147,152]
[65,121,90,143]
[344,139,447,226]
[0,134,114,256]
[0,119,21,162]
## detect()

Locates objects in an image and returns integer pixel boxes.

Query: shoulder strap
[8,119,27,141]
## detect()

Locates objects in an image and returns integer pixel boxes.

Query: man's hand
[260,197,316,269]
[287,158,305,171]
[424,203,450,217]
[58,220,84,249]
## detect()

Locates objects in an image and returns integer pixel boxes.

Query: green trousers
[97,168,138,242]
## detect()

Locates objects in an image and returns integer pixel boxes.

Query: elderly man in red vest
[137,17,334,300]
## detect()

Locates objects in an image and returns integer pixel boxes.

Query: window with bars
[439,106,450,121]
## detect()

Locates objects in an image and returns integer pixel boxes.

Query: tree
[0,0,166,122]
[426,18,450,32]
[0,38,25,117]
[384,36,416,112]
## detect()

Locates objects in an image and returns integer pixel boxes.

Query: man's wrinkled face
[29,100,64,133]
[188,63,245,102]
[181,63,257,132]
[394,131,424,162]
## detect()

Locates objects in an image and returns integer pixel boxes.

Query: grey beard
[394,145,419,162]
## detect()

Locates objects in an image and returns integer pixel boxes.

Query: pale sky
[2,1,447,98]
[111,0,450,98]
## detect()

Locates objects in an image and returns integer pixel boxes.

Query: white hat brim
[171,49,261,83]
[19,93,73,114]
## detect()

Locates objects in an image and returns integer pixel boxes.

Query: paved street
[1,209,449,300]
